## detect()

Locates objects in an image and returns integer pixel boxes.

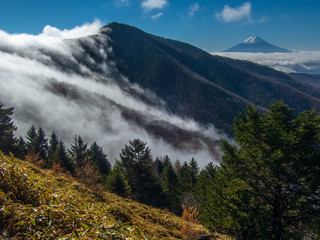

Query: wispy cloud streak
[151,12,163,19]
[213,51,320,74]
[0,21,222,167]
[189,3,200,17]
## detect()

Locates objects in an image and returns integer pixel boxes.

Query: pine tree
[35,127,48,161]
[189,157,199,186]
[108,164,130,198]
[69,135,87,167]
[26,125,37,153]
[161,159,181,214]
[47,131,59,168]
[204,102,320,239]
[195,162,217,224]
[152,157,164,178]
[118,139,164,207]
[0,103,17,154]
[14,136,28,159]
[48,132,59,156]
[87,142,111,175]
[56,140,74,173]
[177,162,193,193]
[177,162,197,209]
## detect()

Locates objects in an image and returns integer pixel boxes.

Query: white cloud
[141,0,168,11]
[41,20,103,39]
[189,2,200,17]
[0,21,223,167]
[215,2,252,23]
[115,0,130,6]
[151,12,163,19]
[212,51,320,74]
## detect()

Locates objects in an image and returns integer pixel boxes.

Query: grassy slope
[0,152,222,239]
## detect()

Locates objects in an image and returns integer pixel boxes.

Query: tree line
[1,101,319,239]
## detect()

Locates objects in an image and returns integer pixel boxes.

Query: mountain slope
[105,23,320,134]
[224,36,291,53]
[0,152,215,239]
[1,22,320,164]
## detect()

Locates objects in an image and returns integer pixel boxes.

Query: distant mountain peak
[243,36,265,44]
[224,36,291,53]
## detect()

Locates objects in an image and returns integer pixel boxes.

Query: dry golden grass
[0,152,222,239]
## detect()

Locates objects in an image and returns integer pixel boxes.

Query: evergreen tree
[189,157,199,186]
[152,157,164,178]
[56,140,74,173]
[35,127,48,161]
[25,126,48,161]
[48,132,59,156]
[177,161,197,208]
[108,164,130,198]
[118,139,164,207]
[69,135,87,167]
[87,142,111,175]
[195,162,217,224]
[47,131,59,168]
[177,162,193,193]
[0,103,17,154]
[26,125,37,153]
[204,102,320,239]
[161,159,181,214]
[14,136,27,159]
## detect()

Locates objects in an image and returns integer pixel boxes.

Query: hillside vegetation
[0,152,221,239]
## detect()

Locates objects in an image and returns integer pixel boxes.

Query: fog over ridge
[0,21,223,166]
[213,51,320,74]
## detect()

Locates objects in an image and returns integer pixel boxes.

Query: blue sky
[0,0,319,51]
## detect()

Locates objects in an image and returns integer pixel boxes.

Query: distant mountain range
[224,36,291,53]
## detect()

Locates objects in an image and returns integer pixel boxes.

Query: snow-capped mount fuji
[224,36,291,53]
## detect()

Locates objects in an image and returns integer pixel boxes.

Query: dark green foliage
[189,158,199,186]
[194,163,217,224]
[13,136,27,159]
[35,127,48,161]
[47,131,59,168]
[117,139,165,207]
[26,125,37,153]
[161,157,181,214]
[203,102,320,239]
[56,140,74,173]
[88,141,111,175]
[48,132,59,156]
[69,135,87,167]
[177,162,193,193]
[0,103,17,154]
[108,165,130,198]
[177,161,199,209]
[25,126,48,161]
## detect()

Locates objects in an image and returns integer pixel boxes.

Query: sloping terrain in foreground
[0,152,224,239]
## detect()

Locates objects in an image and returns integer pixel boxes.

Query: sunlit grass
[0,152,218,239]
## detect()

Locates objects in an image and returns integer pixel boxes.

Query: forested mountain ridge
[105,22,320,134]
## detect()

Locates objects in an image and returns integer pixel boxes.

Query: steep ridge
[105,22,320,134]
